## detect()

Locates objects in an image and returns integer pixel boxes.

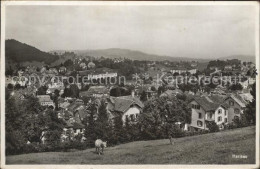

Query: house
[61,121,85,142]
[170,68,197,75]
[239,79,250,89]
[88,61,96,69]
[88,72,118,80]
[10,91,25,100]
[160,89,183,99]
[106,95,144,124]
[79,62,87,69]
[239,93,254,103]
[59,66,67,73]
[190,62,198,68]
[5,76,14,87]
[12,76,28,87]
[37,95,55,108]
[188,94,248,131]
[223,94,247,122]
[80,86,109,98]
[224,65,233,71]
[210,85,227,95]
[188,96,229,131]
[46,87,65,95]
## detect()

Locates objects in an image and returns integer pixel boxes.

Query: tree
[6,95,65,155]
[37,86,48,95]
[95,101,112,141]
[7,83,14,90]
[139,97,191,140]
[229,83,243,91]
[205,121,219,132]
[62,85,79,98]
[157,85,166,96]
[44,110,64,145]
[53,89,60,110]
[6,66,14,76]
[244,83,256,124]
[83,102,97,147]
[112,114,125,144]
[14,83,21,90]
[70,84,79,98]
[64,59,73,67]
[140,91,147,102]
[151,86,156,91]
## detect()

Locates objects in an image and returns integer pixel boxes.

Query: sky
[5,5,257,58]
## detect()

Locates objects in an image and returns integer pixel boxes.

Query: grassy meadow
[6,126,255,164]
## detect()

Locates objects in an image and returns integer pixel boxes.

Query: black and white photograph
[1,1,259,168]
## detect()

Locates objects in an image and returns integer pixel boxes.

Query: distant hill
[5,39,58,65]
[218,55,255,63]
[51,48,210,62]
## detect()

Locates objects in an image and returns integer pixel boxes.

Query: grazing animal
[169,136,174,145]
[95,139,107,155]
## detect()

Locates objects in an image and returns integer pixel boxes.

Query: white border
[1,1,259,169]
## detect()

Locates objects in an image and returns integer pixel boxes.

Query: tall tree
[83,102,97,147]
[244,83,256,124]
[95,101,112,141]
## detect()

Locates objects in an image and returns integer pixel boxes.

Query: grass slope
[6,126,255,164]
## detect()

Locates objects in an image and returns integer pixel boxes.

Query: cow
[95,139,107,155]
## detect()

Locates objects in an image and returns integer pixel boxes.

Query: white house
[106,95,144,124]
[37,95,55,108]
[188,95,242,131]
[170,68,197,75]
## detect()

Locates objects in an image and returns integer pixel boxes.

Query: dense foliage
[5,39,58,64]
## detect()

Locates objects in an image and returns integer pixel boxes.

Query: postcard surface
[1,1,259,169]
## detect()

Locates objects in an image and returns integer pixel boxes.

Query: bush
[206,121,220,132]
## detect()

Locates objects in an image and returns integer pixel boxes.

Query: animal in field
[95,139,107,155]
[169,136,174,145]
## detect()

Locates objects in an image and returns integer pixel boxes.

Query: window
[224,118,227,123]
[209,113,213,119]
[218,116,222,122]
[229,100,234,106]
[197,120,203,127]
[130,114,135,121]
[136,114,139,119]
[192,104,200,110]
[218,109,222,114]
[224,110,227,116]
[198,113,202,119]
[125,115,129,121]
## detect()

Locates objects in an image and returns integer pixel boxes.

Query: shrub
[206,121,220,132]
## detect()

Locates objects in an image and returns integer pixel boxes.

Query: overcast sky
[5,5,256,58]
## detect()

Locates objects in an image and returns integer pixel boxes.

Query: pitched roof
[225,94,247,108]
[67,102,85,112]
[60,102,70,109]
[88,86,108,94]
[239,93,254,102]
[80,86,108,97]
[37,95,53,102]
[107,96,144,113]
[73,122,85,129]
[192,96,220,112]
[160,89,183,98]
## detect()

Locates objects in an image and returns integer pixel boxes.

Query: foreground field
[6,126,255,164]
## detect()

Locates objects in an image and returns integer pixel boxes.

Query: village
[5,54,256,153]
